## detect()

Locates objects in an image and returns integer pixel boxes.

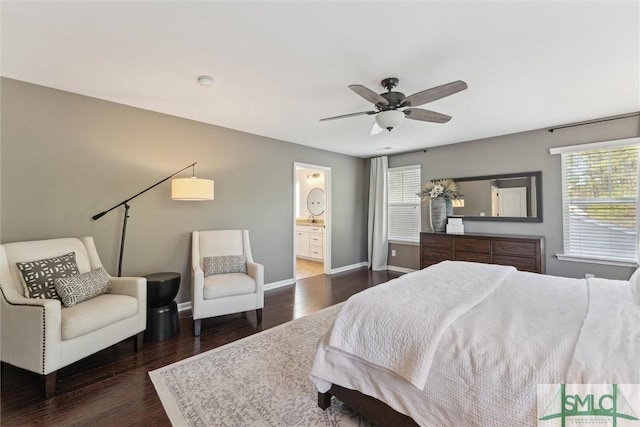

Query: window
[550,138,639,266]
[388,165,421,242]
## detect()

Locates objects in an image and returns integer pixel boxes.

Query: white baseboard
[329,261,368,274]
[176,263,371,312]
[260,262,371,289]
[387,265,418,274]
[264,278,296,291]
[177,301,191,313]
[177,279,296,312]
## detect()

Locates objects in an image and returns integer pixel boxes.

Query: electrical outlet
[391,249,397,257]
[585,273,595,279]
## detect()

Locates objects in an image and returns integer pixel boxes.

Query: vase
[446,198,453,217]
[429,197,450,232]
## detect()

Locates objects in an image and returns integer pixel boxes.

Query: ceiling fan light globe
[375,110,404,132]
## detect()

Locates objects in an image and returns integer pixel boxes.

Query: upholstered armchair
[0,237,146,398]
[191,230,264,336]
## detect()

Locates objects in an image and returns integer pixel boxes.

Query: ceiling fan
[320,77,468,135]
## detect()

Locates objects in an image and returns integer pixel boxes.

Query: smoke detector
[197,76,214,87]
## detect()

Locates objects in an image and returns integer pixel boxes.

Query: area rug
[149,303,373,426]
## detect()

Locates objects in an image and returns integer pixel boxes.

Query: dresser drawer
[493,255,537,272]
[455,251,491,264]
[420,259,442,269]
[421,234,453,249]
[492,240,537,257]
[455,237,490,253]
[421,247,453,262]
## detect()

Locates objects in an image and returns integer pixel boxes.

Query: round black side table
[143,272,181,342]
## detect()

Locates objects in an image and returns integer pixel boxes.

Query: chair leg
[256,308,263,325]
[133,331,144,351]
[193,319,202,336]
[43,371,57,399]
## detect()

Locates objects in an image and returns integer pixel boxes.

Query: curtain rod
[547,112,640,133]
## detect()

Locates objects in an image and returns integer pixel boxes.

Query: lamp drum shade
[171,177,214,201]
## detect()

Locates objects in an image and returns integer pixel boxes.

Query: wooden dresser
[420,232,545,273]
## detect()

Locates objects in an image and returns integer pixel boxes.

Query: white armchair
[0,236,146,398]
[191,230,264,336]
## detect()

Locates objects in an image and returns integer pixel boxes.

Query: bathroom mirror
[449,171,542,222]
[307,187,325,216]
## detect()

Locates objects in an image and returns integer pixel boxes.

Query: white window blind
[388,165,421,242]
[551,139,638,265]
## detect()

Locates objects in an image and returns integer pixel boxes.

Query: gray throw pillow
[17,252,80,300]
[54,267,112,307]
[203,255,247,276]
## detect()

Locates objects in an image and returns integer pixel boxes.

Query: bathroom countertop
[295,220,325,227]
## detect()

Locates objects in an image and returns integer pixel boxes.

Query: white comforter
[567,277,640,384]
[327,261,515,389]
[309,261,640,426]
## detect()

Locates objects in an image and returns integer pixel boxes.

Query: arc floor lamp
[92,162,214,276]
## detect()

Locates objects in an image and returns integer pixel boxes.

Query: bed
[309,260,640,426]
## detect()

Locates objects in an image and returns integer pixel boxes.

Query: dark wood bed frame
[318,384,419,426]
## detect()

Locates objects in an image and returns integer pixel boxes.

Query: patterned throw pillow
[17,252,80,299]
[54,267,112,307]
[203,255,247,276]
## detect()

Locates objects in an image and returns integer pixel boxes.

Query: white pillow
[629,268,640,305]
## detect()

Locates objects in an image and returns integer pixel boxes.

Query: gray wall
[3,77,636,294]
[388,115,639,280]
[388,242,419,270]
[1,78,368,303]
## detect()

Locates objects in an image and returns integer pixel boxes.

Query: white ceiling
[1,1,638,158]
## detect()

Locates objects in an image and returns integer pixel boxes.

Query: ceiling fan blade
[319,110,376,122]
[401,80,467,107]
[370,121,383,136]
[404,108,452,123]
[348,84,389,106]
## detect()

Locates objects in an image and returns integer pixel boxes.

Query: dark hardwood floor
[1,268,402,426]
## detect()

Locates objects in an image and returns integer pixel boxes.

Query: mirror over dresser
[450,171,542,222]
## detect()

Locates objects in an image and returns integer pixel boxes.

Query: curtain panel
[368,156,388,270]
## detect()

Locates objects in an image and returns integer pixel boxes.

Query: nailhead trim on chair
[0,287,47,374]
[42,304,46,374]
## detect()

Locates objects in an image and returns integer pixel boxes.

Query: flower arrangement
[418,178,458,201]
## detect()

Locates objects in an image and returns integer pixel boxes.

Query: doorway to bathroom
[293,162,331,280]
